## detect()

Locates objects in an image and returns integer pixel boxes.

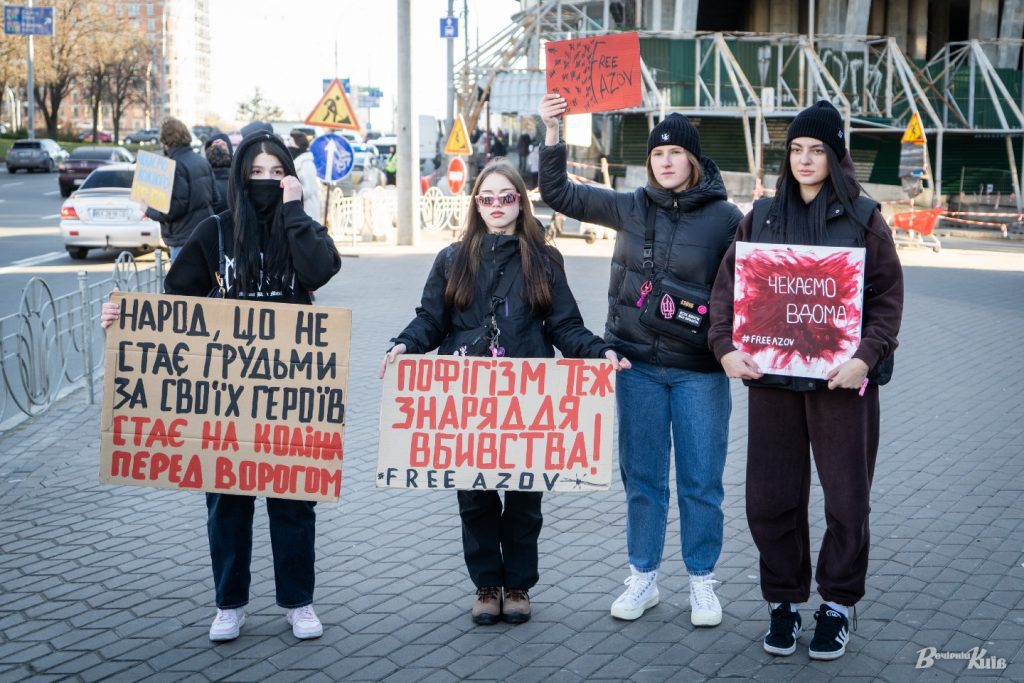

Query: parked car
[78,130,113,143]
[59,163,163,259]
[58,146,135,197]
[192,125,220,142]
[5,138,68,173]
[336,139,384,190]
[125,128,160,144]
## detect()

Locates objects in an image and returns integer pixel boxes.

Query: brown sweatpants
[746,384,880,606]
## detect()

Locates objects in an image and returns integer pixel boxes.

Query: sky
[208,0,521,131]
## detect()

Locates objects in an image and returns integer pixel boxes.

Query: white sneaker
[689,574,723,626]
[286,604,323,639]
[209,608,245,641]
[610,567,659,620]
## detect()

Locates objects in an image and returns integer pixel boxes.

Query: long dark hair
[767,142,868,244]
[444,159,553,313]
[227,133,297,293]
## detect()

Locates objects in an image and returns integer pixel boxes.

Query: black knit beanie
[787,100,847,159]
[647,113,702,158]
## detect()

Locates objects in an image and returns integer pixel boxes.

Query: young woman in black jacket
[538,94,741,627]
[379,159,628,626]
[102,132,341,643]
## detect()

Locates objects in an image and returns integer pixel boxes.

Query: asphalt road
[0,167,159,319]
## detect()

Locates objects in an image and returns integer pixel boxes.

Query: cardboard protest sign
[732,242,866,379]
[378,356,615,492]
[99,293,351,502]
[130,150,176,213]
[545,32,641,114]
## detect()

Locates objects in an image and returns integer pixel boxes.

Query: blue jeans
[206,493,316,609]
[617,360,730,575]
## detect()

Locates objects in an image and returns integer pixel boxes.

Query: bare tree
[236,88,283,122]
[107,41,147,144]
[0,35,22,128]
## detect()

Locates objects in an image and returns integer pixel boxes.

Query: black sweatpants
[457,490,542,590]
[746,384,880,606]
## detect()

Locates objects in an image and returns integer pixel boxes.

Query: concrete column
[998,0,1024,68]
[909,0,928,59]
[845,0,870,38]
[970,0,1000,62]
[396,0,419,246]
[868,0,885,35]
[674,0,698,32]
[652,0,662,30]
[770,0,798,33]
[818,0,846,37]
[886,0,909,52]
[751,0,770,33]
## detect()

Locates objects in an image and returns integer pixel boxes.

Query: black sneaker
[808,605,850,660]
[763,603,801,656]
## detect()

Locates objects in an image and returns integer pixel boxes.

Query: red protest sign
[99,293,352,502]
[377,356,615,492]
[545,32,642,114]
[732,243,866,379]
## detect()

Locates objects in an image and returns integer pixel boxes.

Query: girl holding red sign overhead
[102,131,341,644]
[708,101,903,661]
[538,94,741,629]
[379,159,628,626]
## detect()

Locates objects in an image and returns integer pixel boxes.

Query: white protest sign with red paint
[732,242,866,379]
[447,156,467,194]
[377,356,615,492]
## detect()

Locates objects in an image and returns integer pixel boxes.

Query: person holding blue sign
[102,131,341,643]
[708,101,904,661]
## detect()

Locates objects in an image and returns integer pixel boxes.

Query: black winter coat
[145,145,220,247]
[211,167,230,214]
[394,233,610,360]
[164,200,340,304]
[539,142,742,372]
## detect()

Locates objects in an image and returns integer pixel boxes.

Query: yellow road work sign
[305,79,361,131]
[901,112,926,145]
[444,114,472,156]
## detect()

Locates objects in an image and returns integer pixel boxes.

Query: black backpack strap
[642,200,657,279]
[214,214,225,289]
[490,255,521,310]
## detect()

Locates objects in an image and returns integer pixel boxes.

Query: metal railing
[325,186,472,241]
[0,251,165,429]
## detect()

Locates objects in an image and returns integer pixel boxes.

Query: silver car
[6,138,68,173]
[59,163,164,260]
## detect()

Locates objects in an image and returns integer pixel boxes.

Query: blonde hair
[646,149,702,191]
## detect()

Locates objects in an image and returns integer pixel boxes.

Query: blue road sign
[4,6,54,36]
[341,78,350,94]
[309,134,354,183]
[440,16,458,39]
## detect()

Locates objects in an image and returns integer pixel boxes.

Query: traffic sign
[901,112,926,145]
[305,79,361,132]
[444,114,472,156]
[4,5,54,35]
[447,157,467,194]
[309,134,354,183]
[440,16,458,39]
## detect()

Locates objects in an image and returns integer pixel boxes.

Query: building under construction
[457,0,1024,210]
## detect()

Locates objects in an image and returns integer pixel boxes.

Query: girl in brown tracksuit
[708,101,903,661]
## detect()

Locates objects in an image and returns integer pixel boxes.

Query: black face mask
[248,179,281,213]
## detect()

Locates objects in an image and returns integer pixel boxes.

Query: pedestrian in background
[205,142,231,214]
[102,131,341,643]
[379,158,628,627]
[384,146,397,185]
[538,93,741,627]
[288,130,323,221]
[144,117,219,261]
[709,101,903,661]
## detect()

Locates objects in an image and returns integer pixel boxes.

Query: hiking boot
[209,608,245,641]
[808,605,850,660]
[502,588,531,624]
[689,574,723,627]
[610,567,658,620]
[286,604,323,639]
[763,603,801,656]
[472,586,502,625]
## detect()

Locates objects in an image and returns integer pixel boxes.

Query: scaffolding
[455,1,1024,208]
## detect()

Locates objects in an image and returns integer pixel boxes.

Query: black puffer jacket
[394,234,610,360]
[540,142,741,372]
[145,145,220,247]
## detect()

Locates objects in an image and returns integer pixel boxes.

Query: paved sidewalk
[0,233,1022,682]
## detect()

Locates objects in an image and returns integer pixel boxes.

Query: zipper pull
[636,279,653,308]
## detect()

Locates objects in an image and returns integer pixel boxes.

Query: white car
[59,163,164,260]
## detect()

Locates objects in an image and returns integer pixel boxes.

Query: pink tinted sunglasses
[475,192,520,207]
